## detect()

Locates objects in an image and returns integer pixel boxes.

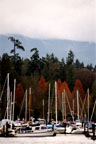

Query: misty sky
[0,0,96,42]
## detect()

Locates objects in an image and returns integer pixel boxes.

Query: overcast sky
[0,0,96,42]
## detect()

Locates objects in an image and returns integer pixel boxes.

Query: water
[0,134,95,144]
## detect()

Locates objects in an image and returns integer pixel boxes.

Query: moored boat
[0,119,16,137]
[16,124,56,137]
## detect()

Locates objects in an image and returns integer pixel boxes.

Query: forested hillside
[0,37,96,121]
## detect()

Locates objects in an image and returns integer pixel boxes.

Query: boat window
[56,124,64,127]
[41,127,46,129]
[35,127,40,130]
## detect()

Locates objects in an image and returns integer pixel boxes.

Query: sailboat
[0,73,16,136]
[71,90,84,134]
[55,90,66,134]
[16,87,56,137]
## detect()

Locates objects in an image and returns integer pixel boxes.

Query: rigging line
[18,91,26,118]
[79,93,86,117]
[90,100,96,122]
[50,87,54,111]
[81,94,87,116]
[79,90,88,117]
[4,107,7,119]
[0,75,7,100]
[65,92,74,120]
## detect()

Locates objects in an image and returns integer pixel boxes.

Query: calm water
[0,134,95,144]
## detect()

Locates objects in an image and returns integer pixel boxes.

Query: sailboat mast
[10,91,12,120]
[55,81,57,124]
[25,89,27,122]
[7,73,9,119]
[77,90,79,120]
[73,99,74,122]
[29,87,31,122]
[48,83,50,123]
[13,79,16,121]
[64,89,66,120]
[62,92,64,121]
[87,89,89,122]
[42,99,44,119]
[62,89,66,121]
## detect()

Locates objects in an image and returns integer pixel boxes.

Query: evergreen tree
[1,53,12,85]
[8,37,25,83]
[0,54,13,119]
[66,50,74,65]
[86,64,93,72]
[41,53,60,81]
[59,58,66,81]
[66,50,75,91]
[74,59,84,69]
[93,65,96,72]
[0,57,1,86]
[8,37,25,58]
[27,48,40,75]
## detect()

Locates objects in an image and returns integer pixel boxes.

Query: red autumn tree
[57,81,72,112]
[15,83,24,107]
[57,79,62,97]
[72,79,85,100]
[57,79,62,90]
[72,80,85,116]
[38,76,47,94]
[59,81,71,97]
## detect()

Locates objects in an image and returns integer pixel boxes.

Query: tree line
[0,37,96,121]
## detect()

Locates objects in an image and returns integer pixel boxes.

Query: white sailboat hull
[55,127,65,134]
[16,129,56,137]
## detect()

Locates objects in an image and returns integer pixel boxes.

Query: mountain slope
[0,34,96,66]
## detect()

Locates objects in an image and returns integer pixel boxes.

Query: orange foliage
[57,79,62,90]
[57,79,62,97]
[59,81,71,97]
[38,76,47,94]
[73,79,85,100]
[57,80,71,110]
[15,83,24,107]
